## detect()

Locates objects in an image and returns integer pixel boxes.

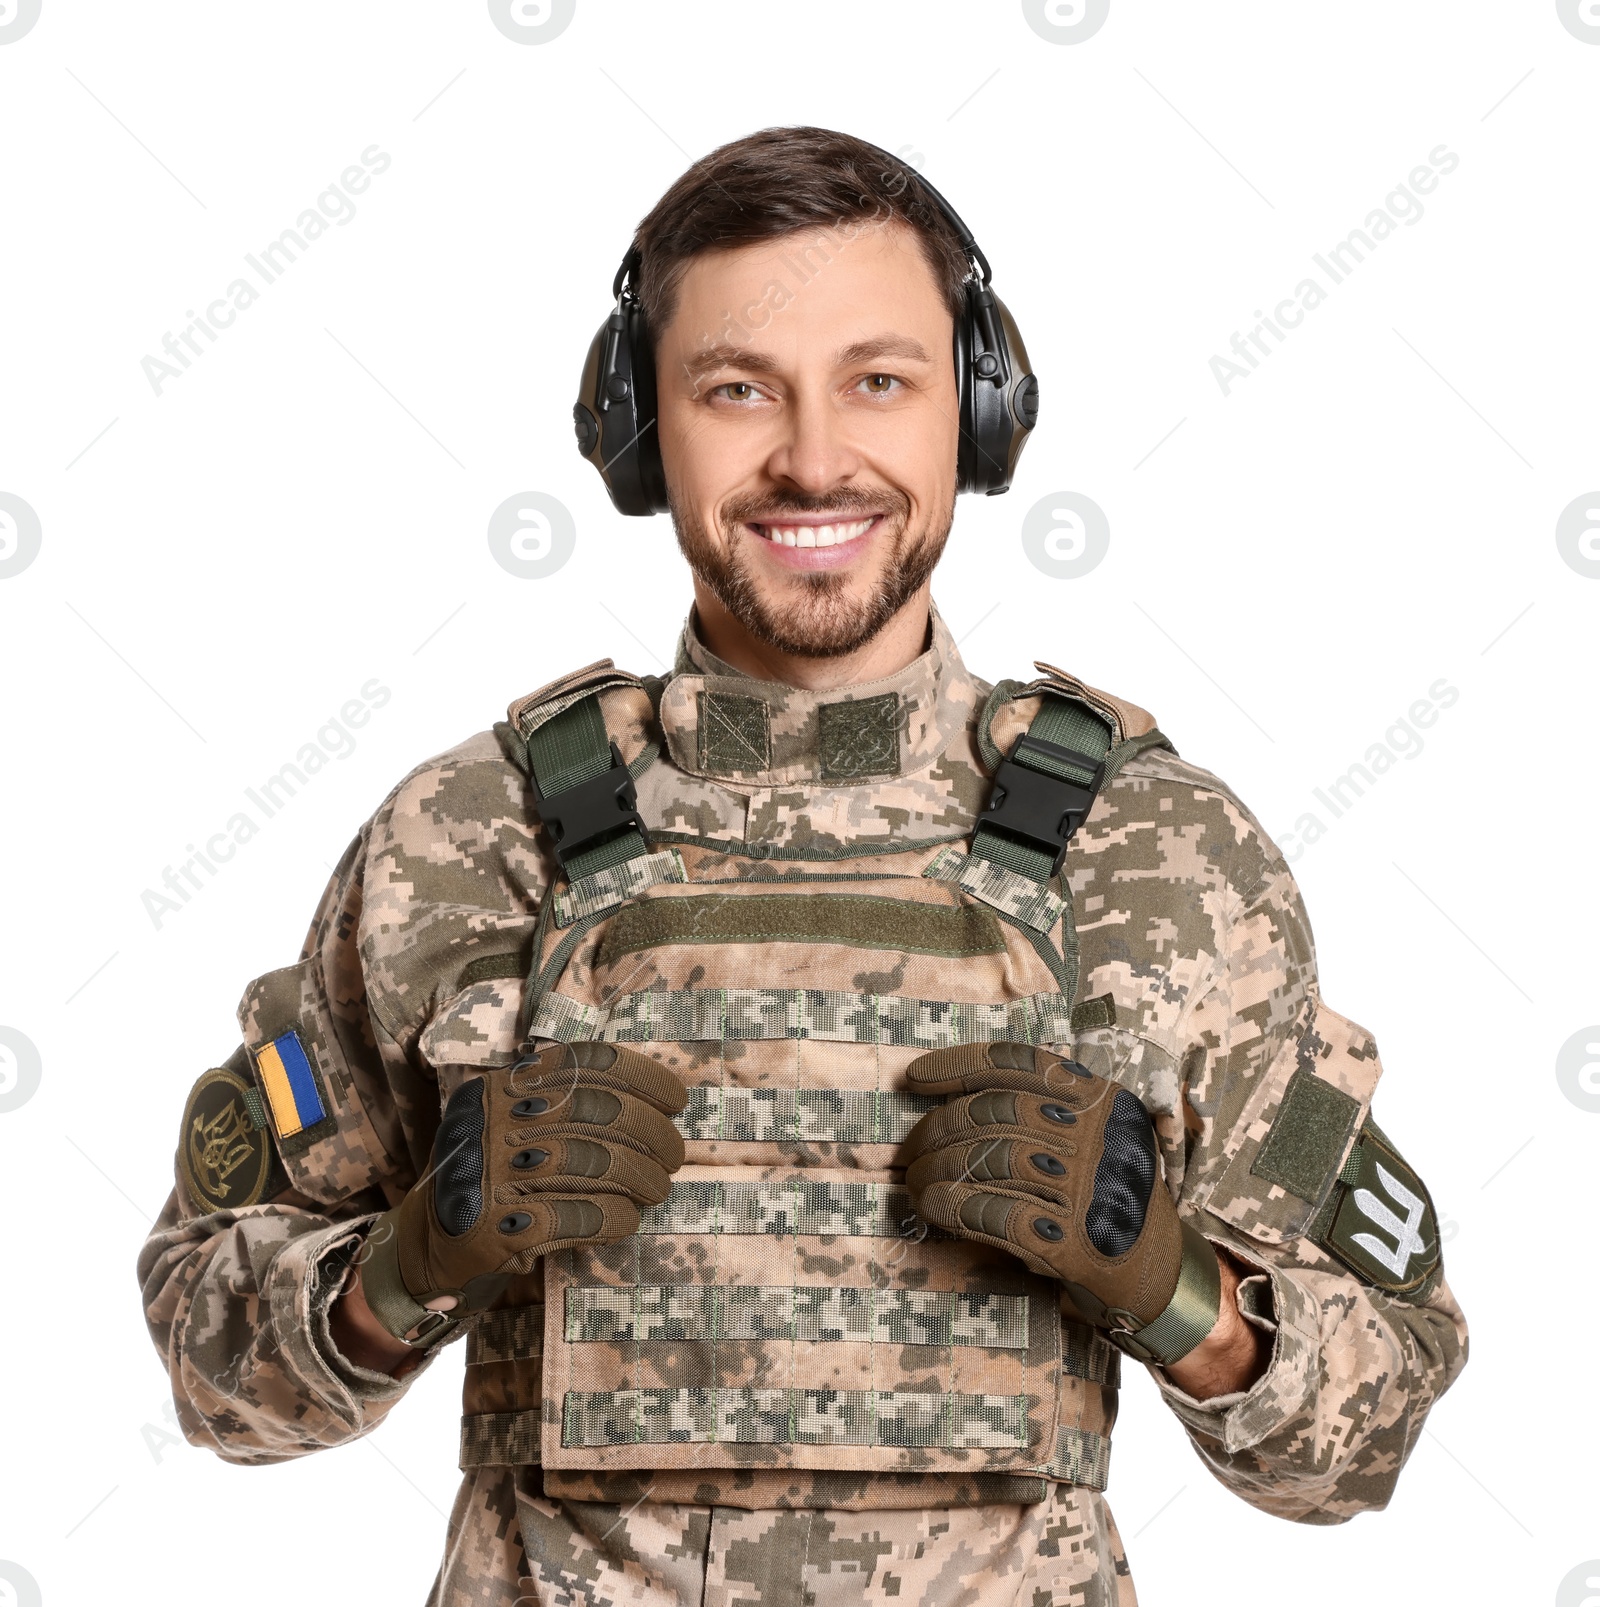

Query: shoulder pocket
[1191,996,1382,1244]
[237,957,387,1206]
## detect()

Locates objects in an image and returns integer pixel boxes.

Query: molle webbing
[635,1177,937,1238]
[597,893,1007,965]
[563,1387,1029,1450]
[922,845,1066,933]
[563,1284,1029,1348]
[675,1086,937,1144]
[530,986,1082,1048]
[553,848,687,926]
[460,1291,1120,1483]
[463,1403,1115,1486]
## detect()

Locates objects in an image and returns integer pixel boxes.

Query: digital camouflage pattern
[498,1474,1138,1605]
[138,605,1468,1604]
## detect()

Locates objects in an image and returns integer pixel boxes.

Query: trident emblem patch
[1321,1126,1441,1297]
[1350,1162,1428,1278]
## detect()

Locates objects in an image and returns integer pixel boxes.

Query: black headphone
[573,141,1038,516]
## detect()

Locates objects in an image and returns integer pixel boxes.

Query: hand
[900,1041,1221,1367]
[357,1040,686,1349]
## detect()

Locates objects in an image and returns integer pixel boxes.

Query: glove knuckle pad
[1084,1086,1158,1256]
[568,1085,623,1125]
[965,1088,1022,1127]
[433,1078,487,1237]
[964,1137,1014,1183]
[957,1191,1017,1240]
[560,1137,613,1178]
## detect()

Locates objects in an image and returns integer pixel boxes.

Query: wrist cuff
[1106,1219,1222,1366]
[360,1212,459,1349]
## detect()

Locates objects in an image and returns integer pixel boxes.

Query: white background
[1,2,1596,1603]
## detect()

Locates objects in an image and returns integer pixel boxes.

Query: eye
[711,381,762,403]
[858,373,901,396]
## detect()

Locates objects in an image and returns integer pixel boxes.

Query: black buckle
[530,741,650,869]
[976,734,1103,876]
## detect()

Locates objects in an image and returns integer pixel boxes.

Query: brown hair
[630,126,973,340]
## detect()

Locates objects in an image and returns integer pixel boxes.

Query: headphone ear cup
[988,291,1038,494]
[574,320,610,476]
[954,285,1038,496]
[573,305,667,517]
[953,292,979,495]
[627,304,668,515]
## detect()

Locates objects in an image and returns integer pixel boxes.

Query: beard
[670,482,955,659]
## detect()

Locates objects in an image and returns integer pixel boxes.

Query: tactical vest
[445,629,1176,1509]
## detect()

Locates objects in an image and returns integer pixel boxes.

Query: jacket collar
[659,603,982,785]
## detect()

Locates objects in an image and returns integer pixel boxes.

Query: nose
[763,387,863,495]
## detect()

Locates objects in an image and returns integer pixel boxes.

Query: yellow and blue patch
[254,1028,327,1140]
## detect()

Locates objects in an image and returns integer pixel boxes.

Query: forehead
[660,219,954,355]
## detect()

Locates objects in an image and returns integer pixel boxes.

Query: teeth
[759,518,874,549]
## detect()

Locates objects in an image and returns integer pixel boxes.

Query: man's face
[654,218,960,659]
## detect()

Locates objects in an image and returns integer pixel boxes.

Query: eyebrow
[679,334,932,383]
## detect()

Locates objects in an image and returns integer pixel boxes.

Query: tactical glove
[900,1042,1221,1366]
[357,1041,687,1348]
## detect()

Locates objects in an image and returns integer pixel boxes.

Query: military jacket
[138,606,1468,1603]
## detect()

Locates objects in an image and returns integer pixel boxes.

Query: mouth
[744,514,883,570]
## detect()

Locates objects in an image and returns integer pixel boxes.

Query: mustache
[721,489,909,525]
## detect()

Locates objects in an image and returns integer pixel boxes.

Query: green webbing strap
[524,696,651,882]
[528,697,611,793]
[969,693,1117,883]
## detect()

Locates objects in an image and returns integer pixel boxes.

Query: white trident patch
[1351,1162,1428,1277]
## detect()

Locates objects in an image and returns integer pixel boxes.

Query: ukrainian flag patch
[254,1028,327,1140]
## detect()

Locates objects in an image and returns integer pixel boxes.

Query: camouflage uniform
[139,606,1468,1605]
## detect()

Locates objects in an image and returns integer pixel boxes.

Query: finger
[503,1084,686,1172]
[903,1041,1098,1098]
[913,1182,1066,1279]
[905,1137,1075,1205]
[508,1042,687,1114]
[497,1136,675,1206]
[489,1193,642,1266]
[899,1087,1088,1163]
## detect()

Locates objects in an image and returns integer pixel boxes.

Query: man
[139,127,1468,1606]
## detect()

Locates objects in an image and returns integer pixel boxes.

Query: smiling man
[139,128,1468,1606]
